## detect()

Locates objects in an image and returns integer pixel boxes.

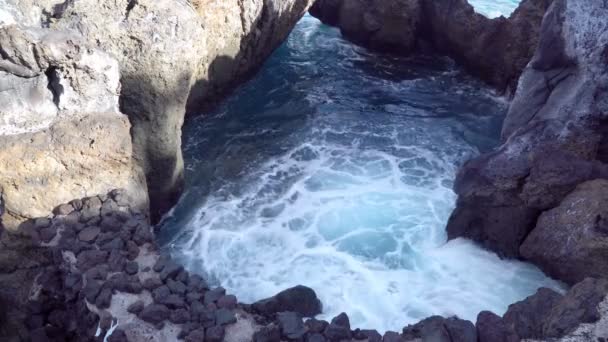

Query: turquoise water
[469,0,521,18]
[160,6,560,333]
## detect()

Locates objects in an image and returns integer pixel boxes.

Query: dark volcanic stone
[127,300,145,314]
[206,325,225,342]
[185,328,205,342]
[503,288,563,339]
[83,279,103,302]
[77,250,108,271]
[188,274,208,292]
[277,311,306,340]
[167,279,187,295]
[307,333,326,342]
[100,216,122,233]
[100,237,125,251]
[29,327,49,341]
[153,254,170,272]
[402,316,476,342]
[108,249,126,272]
[305,318,328,334]
[217,294,237,309]
[186,291,202,303]
[177,270,189,283]
[253,285,322,317]
[382,331,402,342]
[78,226,100,242]
[40,226,57,243]
[139,304,170,324]
[204,287,226,305]
[81,196,102,222]
[125,261,139,275]
[358,329,382,342]
[324,312,351,341]
[143,277,164,291]
[158,294,186,309]
[107,328,128,342]
[109,273,143,293]
[95,287,113,309]
[254,324,281,342]
[153,285,171,302]
[179,322,201,339]
[126,241,139,260]
[215,308,237,325]
[133,224,154,245]
[476,311,517,342]
[543,278,608,338]
[159,261,184,281]
[85,264,109,280]
[170,308,191,324]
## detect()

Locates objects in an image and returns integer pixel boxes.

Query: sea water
[159,10,561,333]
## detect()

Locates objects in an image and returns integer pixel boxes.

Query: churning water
[159,10,560,333]
[469,0,522,18]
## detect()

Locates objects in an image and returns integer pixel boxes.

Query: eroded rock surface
[447,0,608,260]
[310,0,552,93]
[0,23,147,229]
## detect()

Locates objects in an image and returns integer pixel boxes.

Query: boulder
[252,285,322,317]
[402,316,476,342]
[310,0,552,93]
[521,180,608,285]
[446,0,608,258]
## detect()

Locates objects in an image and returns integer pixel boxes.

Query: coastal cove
[1,0,608,341]
[159,12,561,333]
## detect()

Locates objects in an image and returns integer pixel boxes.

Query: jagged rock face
[1,0,314,223]
[520,180,608,285]
[446,0,608,260]
[309,0,552,93]
[0,23,148,229]
[48,0,314,221]
[310,0,421,52]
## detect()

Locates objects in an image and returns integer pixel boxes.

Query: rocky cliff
[447,0,608,281]
[0,0,315,227]
[310,0,552,94]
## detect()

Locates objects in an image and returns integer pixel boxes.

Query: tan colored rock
[49,0,314,220]
[0,25,147,229]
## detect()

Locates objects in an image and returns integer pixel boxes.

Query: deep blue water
[159,10,559,333]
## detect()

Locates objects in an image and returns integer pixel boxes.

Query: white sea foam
[170,121,562,332]
[468,0,521,18]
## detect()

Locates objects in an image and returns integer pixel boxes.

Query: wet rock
[107,328,128,342]
[124,261,139,275]
[177,270,189,284]
[543,278,608,338]
[40,226,57,243]
[402,316,476,342]
[109,273,142,294]
[95,287,113,309]
[307,333,326,342]
[305,318,328,333]
[167,278,187,295]
[108,249,126,272]
[77,250,108,271]
[476,311,517,342]
[29,327,49,341]
[204,287,226,305]
[139,304,170,324]
[358,329,381,342]
[159,261,184,281]
[127,300,145,314]
[133,224,154,245]
[185,327,206,342]
[170,308,191,324]
[277,312,306,340]
[84,265,109,281]
[215,308,237,325]
[253,285,322,317]
[503,287,563,339]
[78,226,100,243]
[179,322,202,339]
[324,312,351,341]
[83,279,103,302]
[206,325,225,342]
[217,294,237,309]
[186,291,203,303]
[158,294,186,309]
[521,180,608,285]
[100,237,125,251]
[254,324,281,342]
[126,241,139,260]
[143,277,163,291]
[382,331,402,342]
[188,274,208,292]
[100,216,122,233]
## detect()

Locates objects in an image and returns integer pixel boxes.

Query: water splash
[469,0,521,18]
[160,14,561,333]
